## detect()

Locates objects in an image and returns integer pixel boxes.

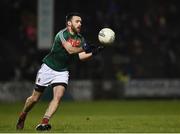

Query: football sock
[41,115,50,124]
[19,112,27,120]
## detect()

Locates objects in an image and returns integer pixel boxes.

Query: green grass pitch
[0,100,180,133]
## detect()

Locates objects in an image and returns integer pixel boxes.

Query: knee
[53,95,63,104]
[27,96,39,103]
[52,86,65,104]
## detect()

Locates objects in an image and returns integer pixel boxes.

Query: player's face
[70,16,82,33]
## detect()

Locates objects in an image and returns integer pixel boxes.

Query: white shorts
[35,64,69,87]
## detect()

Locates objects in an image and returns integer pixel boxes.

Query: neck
[67,27,75,35]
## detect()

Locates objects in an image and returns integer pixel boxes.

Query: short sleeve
[58,29,69,42]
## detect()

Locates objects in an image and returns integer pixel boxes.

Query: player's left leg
[36,84,66,131]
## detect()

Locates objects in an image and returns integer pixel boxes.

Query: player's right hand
[82,43,93,53]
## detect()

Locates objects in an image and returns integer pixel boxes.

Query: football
[98,28,115,45]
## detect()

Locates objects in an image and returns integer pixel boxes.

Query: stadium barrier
[0,79,180,102]
[0,81,33,102]
[124,79,180,98]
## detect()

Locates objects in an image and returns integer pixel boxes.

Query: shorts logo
[38,78,41,83]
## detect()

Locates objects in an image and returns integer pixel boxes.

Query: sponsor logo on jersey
[67,38,81,47]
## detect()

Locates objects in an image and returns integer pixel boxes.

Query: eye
[75,19,82,23]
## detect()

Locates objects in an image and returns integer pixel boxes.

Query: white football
[98,28,115,45]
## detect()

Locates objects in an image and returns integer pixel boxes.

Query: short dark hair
[66,12,82,23]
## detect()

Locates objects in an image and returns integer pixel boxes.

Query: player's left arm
[78,45,104,61]
[78,52,93,61]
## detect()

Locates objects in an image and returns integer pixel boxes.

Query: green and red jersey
[43,28,85,71]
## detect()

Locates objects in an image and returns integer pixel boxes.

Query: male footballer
[16,12,103,131]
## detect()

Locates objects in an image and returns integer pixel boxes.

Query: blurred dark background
[0,0,180,81]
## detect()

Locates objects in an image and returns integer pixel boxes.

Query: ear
[67,21,71,26]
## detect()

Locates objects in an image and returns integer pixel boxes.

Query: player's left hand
[91,45,104,55]
[83,42,104,55]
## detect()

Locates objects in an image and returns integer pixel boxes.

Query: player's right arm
[62,38,93,54]
[58,29,94,54]
[62,41,83,54]
[58,29,84,54]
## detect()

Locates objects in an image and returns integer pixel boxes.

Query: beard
[71,25,81,33]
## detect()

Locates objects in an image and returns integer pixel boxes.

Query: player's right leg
[16,63,50,130]
[16,87,44,130]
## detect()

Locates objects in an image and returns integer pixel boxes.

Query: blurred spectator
[0,0,180,81]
